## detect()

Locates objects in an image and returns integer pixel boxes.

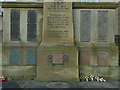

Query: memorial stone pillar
[37,2,78,81]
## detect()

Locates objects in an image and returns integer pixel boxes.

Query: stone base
[2,66,36,77]
[36,46,79,82]
[119,67,120,80]
[80,66,119,80]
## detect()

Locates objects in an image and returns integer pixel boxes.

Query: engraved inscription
[53,53,63,64]
[48,53,69,65]
[98,11,108,42]
[43,2,73,43]
[98,51,109,65]
[80,11,90,42]
[46,2,69,38]
[47,14,68,28]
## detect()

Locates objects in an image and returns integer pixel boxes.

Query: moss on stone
[69,78,79,82]
[74,41,80,48]
[91,43,97,57]
[22,75,36,80]
[109,44,118,56]
[39,46,77,51]
[78,65,110,68]
[98,65,110,67]
[2,2,43,8]
[78,65,92,68]
[1,2,118,9]
[73,2,118,9]
[80,74,88,80]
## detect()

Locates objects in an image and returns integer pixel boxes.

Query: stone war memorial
[0,0,120,82]
[37,2,78,81]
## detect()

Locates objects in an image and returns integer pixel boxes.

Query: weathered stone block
[80,66,118,80]
[108,67,118,80]
[2,66,36,77]
[80,67,94,75]
[119,67,120,80]
[99,67,109,76]
[43,2,73,44]
[80,49,91,65]
[37,46,78,81]
[98,51,109,65]
[109,46,119,66]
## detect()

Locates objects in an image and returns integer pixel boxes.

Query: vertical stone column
[91,10,97,43]
[0,5,2,89]
[20,9,27,42]
[3,9,10,42]
[0,41,1,86]
[118,1,120,82]
[118,2,120,35]
[108,10,116,43]
[73,9,80,43]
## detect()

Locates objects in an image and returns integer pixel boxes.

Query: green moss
[91,43,96,47]
[80,74,86,80]
[3,75,36,80]
[98,65,110,67]
[69,78,79,82]
[2,42,9,46]
[35,78,79,82]
[2,65,36,67]
[73,2,118,9]
[91,43,97,57]
[3,74,9,78]
[2,2,43,8]
[2,2,118,9]
[74,41,80,48]
[19,41,25,46]
[109,44,118,56]
[73,2,118,5]
[22,75,36,80]
[78,65,92,68]
[39,46,77,51]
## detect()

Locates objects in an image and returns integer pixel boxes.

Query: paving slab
[1,80,120,88]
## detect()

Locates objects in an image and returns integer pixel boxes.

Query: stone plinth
[37,46,79,81]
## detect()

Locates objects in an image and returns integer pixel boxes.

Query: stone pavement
[1,80,120,88]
